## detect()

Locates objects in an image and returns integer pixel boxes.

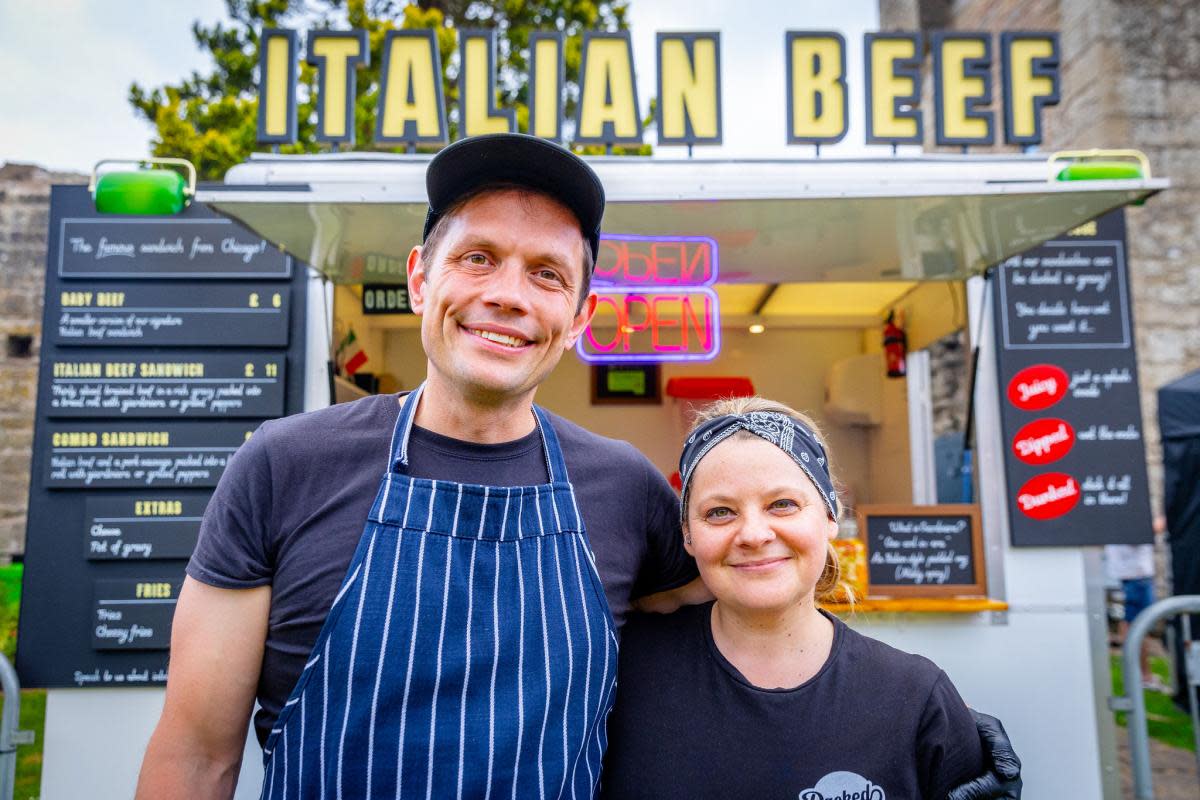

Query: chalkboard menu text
[91,579,181,650]
[991,210,1153,546]
[49,283,291,347]
[18,186,307,689]
[44,353,285,418]
[44,421,257,489]
[84,494,207,560]
[59,218,291,279]
[857,504,985,598]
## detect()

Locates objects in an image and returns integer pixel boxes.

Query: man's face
[408,189,597,405]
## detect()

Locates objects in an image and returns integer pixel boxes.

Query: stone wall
[881,0,1200,523]
[0,164,86,555]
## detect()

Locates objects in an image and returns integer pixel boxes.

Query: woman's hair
[684,395,845,601]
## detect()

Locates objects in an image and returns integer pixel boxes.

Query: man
[137,133,1019,798]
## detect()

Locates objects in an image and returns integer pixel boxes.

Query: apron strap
[532,405,570,485]
[389,384,570,485]
[390,383,424,468]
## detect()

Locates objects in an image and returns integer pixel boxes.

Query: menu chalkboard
[84,494,207,561]
[43,352,286,418]
[91,579,181,651]
[857,504,985,597]
[18,186,307,689]
[48,283,291,346]
[43,421,258,489]
[59,218,290,279]
[992,210,1153,546]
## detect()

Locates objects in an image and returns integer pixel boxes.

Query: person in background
[603,396,1016,800]
[1106,523,1165,692]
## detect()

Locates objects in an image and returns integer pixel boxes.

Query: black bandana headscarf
[678,412,838,524]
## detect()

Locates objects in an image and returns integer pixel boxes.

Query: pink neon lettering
[584,295,623,352]
[593,237,714,286]
[682,293,712,351]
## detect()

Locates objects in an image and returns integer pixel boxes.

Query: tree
[129,0,637,181]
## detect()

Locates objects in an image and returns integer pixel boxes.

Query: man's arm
[136,577,270,800]
[948,711,1022,800]
[633,576,713,614]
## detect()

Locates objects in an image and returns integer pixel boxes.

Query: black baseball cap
[423,133,605,262]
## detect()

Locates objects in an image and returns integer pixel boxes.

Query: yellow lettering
[135,500,183,516]
[105,362,136,378]
[258,29,297,141]
[95,292,125,307]
[139,362,204,378]
[377,30,447,144]
[459,30,514,136]
[52,431,98,447]
[529,33,563,140]
[787,32,848,143]
[1003,34,1059,144]
[935,35,993,144]
[657,34,720,144]
[866,34,921,143]
[53,362,101,377]
[577,33,642,144]
[135,582,172,599]
[60,291,93,307]
[307,31,367,143]
[100,431,171,447]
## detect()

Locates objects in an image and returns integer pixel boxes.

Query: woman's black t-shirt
[601,603,984,800]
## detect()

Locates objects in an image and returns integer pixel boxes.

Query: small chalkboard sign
[590,364,661,405]
[856,504,986,598]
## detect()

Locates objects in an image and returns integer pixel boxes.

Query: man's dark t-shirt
[186,393,696,746]
[602,603,984,800]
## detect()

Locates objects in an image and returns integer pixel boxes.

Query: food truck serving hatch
[198,151,1164,290]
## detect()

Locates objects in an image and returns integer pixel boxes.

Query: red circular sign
[1012,418,1075,465]
[1007,364,1068,411]
[1016,472,1080,520]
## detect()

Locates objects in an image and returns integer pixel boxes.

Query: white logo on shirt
[798,771,885,800]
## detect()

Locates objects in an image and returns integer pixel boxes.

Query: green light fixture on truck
[89,158,196,215]
[1051,149,1149,182]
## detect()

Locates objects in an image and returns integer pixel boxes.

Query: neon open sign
[578,235,721,363]
[595,233,717,286]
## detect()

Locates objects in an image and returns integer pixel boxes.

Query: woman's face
[684,434,838,617]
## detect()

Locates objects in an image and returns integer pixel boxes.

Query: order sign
[991,209,1152,546]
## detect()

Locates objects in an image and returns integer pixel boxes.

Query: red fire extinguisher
[883,309,906,378]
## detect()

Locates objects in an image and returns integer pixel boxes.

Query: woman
[602,397,985,800]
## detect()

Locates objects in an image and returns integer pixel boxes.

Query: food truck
[17,25,1168,799]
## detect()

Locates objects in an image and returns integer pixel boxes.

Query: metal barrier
[0,653,33,800]
[1110,595,1200,799]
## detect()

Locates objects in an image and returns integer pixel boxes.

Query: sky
[0,0,882,175]
[0,1,228,174]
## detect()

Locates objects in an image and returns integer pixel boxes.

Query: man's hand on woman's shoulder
[948,710,1022,800]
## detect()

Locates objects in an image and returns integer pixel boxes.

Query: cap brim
[424,133,604,259]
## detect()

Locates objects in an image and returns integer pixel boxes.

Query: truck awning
[199,152,1164,293]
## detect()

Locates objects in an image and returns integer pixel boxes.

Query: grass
[0,564,45,800]
[1110,653,1197,752]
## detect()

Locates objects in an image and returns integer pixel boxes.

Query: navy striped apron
[260,384,618,799]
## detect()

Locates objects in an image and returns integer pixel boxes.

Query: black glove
[947,710,1022,800]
